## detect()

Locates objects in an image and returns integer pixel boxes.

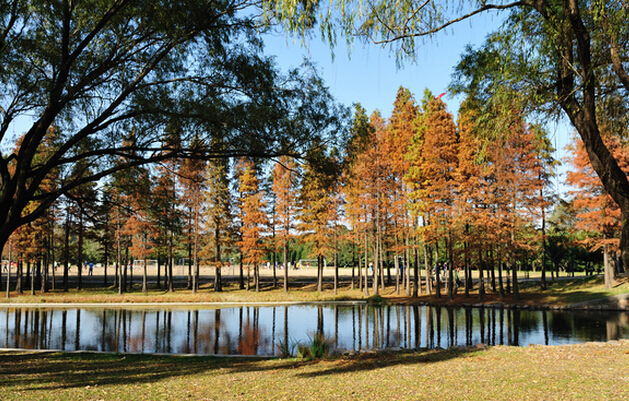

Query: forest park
[1,1,629,302]
[2,86,626,302]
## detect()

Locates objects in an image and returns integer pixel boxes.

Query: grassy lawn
[1,342,628,400]
[1,273,626,308]
[1,274,628,400]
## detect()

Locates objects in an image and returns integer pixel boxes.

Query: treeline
[2,88,624,299]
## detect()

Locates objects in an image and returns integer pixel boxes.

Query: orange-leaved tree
[236,159,269,292]
[297,144,340,293]
[386,86,419,295]
[408,92,458,300]
[179,136,207,294]
[272,156,299,292]
[566,131,629,288]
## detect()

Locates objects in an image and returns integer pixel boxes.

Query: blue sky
[263,15,572,196]
[263,13,502,117]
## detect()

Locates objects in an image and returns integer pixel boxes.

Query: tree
[272,156,299,292]
[566,132,629,288]
[409,94,459,300]
[179,136,207,294]
[123,164,154,294]
[150,157,182,293]
[270,0,629,274]
[0,1,345,257]
[236,159,269,292]
[386,87,419,296]
[203,140,232,293]
[297,144,340,293]
[343,104,375,295]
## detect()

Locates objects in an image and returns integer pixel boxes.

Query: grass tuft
[297,333,333,361]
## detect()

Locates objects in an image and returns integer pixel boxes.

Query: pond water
[1,304,628,356]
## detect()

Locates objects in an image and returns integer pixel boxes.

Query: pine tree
[297,145,340,293]
[179,136,207,294]
[272,156,298,292]
[407,93,458,300]
[203,146,232,293]
[387,87,419,295]
[236,159,269,292]
[566,132,629,289]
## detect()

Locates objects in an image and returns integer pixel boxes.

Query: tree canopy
[267,0,629,272]
[0,0,346,252]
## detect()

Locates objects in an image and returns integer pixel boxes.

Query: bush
[277,338,297,358]
[296,333,332,360]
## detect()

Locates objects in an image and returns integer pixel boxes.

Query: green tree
[0,1,345,258]
[202,140,232,293]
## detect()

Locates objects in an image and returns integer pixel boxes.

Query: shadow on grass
[0,348,477,392]
[292,348,481,378]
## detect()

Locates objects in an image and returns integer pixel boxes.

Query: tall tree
[0,1,345,256]
[343,104,375,296]
[203,141,232,293]
[236,159,269,292]
[566,133,629,288]
[179,136,207,294]
[386,87,419,296]
[298,144,340,293]
[415,95,458,300]
[272,156,299,292]
[270,0,629,274]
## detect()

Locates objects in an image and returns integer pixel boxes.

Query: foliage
[0,0,345,256]
[276,338,298,358]
[296,332,332,360]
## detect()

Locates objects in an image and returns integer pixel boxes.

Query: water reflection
[0,305,628,356]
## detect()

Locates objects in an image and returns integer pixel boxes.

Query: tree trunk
[363,231,369,297]
[372,237,379,296]
[424,242,431,295]
[63,212,70,292]
[434,246,441,299]
[413,245,419,298]
[77,211,83,291]
[239,251,245,290]
[142,258,148,294]
[5,260,10,299]
[406,230,411,296]
[603,243,614,290]
[512,260,520,302]
[104,243,109,287]
[478,251,485,301]
[167,230,174,292]
[557,1,629,278]
[187,208,193,290]
[498,261,505,300]
[317,254,323,293]
[447,229,454,301]
[283,240,289,292]
[29,262,34,295]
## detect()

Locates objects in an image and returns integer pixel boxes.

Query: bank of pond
[1,303,627,356]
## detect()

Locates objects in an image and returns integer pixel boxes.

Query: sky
[263,12,502,117]
[2,11,572,196]
[262,13,572,196]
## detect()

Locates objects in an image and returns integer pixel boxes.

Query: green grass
[1,343,629,400]
[1,273,627,308]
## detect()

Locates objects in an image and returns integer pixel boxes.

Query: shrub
[296,333,332,361]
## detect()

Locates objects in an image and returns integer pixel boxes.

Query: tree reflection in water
[0,305,627,355]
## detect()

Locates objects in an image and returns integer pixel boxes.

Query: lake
[1,304,628,356]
